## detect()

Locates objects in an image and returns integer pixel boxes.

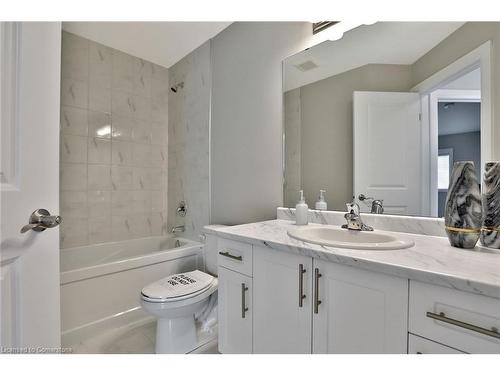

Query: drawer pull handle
[314,268,322,314]
[241,283,249,318]
[426,311,500,339]
[298,264,306,307]
[219,251,243,261]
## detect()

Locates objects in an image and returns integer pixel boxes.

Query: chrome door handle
[241,283,249,318]
[426,311,500,339]
[219,251,243,261]
[20,209,62,234]
[298,264,306,307]
[314,268,322,314]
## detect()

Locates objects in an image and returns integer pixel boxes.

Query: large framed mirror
[283,22,494,218]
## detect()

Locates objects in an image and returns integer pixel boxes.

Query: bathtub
[60,236,204,346]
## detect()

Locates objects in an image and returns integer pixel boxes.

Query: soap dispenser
[315,190,327,210]
[296,190,308,225]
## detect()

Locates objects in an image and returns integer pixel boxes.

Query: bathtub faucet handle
[176,201,187,217]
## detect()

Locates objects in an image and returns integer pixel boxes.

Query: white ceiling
[284,22,465,91]
[62,22,232,68]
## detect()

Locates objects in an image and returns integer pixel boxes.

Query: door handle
[241,283,249,318]
[314,268,322,314]
[426,311,500,339]
[219,251,243,261]
[20,209,62,234]
[298,264,306,307]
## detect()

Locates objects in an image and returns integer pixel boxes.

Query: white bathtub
[60,236,204,345]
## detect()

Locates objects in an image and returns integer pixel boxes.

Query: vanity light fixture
[312,22,339,35]
[309,20,377,46]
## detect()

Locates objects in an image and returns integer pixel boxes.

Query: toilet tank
[203,225,227,276]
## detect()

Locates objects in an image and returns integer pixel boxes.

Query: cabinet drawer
[408,334,465,354]
[217,238,253,276]
[409,281,500,353]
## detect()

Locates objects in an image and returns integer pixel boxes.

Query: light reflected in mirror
[283,22,493,218]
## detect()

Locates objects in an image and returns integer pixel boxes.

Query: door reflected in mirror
[283,22,494,218]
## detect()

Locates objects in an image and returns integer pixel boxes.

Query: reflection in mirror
[283,22,493,218]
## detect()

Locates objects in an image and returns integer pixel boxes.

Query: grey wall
[210,22,311,225]
[412,22,500,159]
[283,88,302,207]
[285,64,413,210]
[438,102,481,135]
[438,130,481,217]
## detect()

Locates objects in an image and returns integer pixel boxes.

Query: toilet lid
[141,270,215,302]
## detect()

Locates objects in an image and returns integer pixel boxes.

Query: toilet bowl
[140,270,218,354]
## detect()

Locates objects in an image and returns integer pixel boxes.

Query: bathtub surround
[444,162,482,248]
[60,31,169,248]
[167,41,211,242]
[481,162,500,248]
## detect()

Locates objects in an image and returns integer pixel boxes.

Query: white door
[218,266,252,354]
[253,246,312,353]
[353,91,424,216]
[312,260,408,353]
[1,22,62,351]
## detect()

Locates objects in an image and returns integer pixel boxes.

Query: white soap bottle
[315,189,327,210]
[295,190,308,225]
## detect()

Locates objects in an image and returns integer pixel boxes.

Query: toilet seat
[140,270,218,353]
[141,270,216,303]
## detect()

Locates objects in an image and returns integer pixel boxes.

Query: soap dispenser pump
[296,190,308,225]
[315,190,327,210]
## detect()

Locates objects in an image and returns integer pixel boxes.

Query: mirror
[283,22,493,217]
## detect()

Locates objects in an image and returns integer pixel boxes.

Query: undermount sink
[287,226,414,250]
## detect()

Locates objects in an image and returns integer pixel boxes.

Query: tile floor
[70,319,218,354]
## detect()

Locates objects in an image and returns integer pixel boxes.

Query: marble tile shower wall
[60,32,169,249]
[167,41,211,242]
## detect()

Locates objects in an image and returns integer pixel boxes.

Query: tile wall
[167,41,211,241]
[60,31,169,248]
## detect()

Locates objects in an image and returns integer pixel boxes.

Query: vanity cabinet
[217,237,500,354]
[312,259,408,353]
[217,238,254,353]
[251,246,407,353]
[253,246,313,353]
[409,280,500,354]
[408,334,465,354]
[218,266,253,354]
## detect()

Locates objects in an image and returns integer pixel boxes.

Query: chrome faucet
[358,194,384,214]
[342,199,373,231]
[171,225,185,233]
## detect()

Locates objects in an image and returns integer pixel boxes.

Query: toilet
[140,269,218,354]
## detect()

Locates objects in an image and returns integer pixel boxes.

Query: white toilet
[140,269,218,354]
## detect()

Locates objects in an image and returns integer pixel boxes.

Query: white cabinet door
[218,266,252,353]
[253,246,312,353]
[353,91,424,216]
[312,260,408,353]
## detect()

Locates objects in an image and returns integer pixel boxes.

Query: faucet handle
[346,197,360,215]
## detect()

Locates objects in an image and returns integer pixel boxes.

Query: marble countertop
[209,219,500,299]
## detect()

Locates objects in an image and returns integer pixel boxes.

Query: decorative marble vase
[480,162,500,248]
[444,161,482,249]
